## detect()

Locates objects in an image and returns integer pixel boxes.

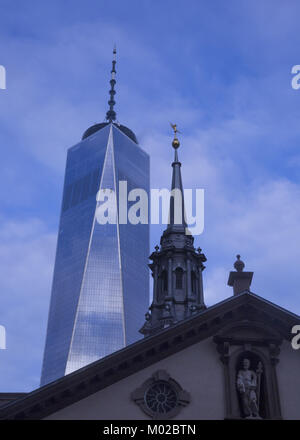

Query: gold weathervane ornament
[170,122,180,149]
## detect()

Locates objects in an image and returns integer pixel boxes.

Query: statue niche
[236,352,266,419]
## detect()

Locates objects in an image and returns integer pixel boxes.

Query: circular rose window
[144,380,178,414]
[132,370,190,419]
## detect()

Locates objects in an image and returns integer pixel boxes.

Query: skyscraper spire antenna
[82,45,138,143]
[106,45,117,122]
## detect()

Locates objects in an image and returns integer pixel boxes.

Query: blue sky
[0,0,300,392]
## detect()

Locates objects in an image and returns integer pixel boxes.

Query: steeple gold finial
[170,122,180,149]
[170,123,178,136]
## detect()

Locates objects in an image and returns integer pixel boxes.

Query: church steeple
[140,126,207,337]
[164,123,187,234]
[106,45,117,122]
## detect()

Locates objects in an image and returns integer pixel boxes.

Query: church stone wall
[45,335,300,420]
[46,337,225,420]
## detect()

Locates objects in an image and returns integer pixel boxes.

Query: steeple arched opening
[175,268,183,290]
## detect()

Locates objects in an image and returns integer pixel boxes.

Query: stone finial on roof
[234,254,245,272]
[228,254,253,296]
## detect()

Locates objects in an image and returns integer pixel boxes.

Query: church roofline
[0,393,27,408]
[1,292,299,420]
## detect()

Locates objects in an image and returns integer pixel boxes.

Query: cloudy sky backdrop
[1,0,300,391]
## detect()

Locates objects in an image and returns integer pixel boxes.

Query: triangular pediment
[1,292,299,420]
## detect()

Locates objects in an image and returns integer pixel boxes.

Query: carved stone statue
[237,358,262,418]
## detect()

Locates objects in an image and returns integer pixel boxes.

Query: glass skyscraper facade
[41,123,150,386]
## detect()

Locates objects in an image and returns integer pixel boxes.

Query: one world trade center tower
[41,48,150,386]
